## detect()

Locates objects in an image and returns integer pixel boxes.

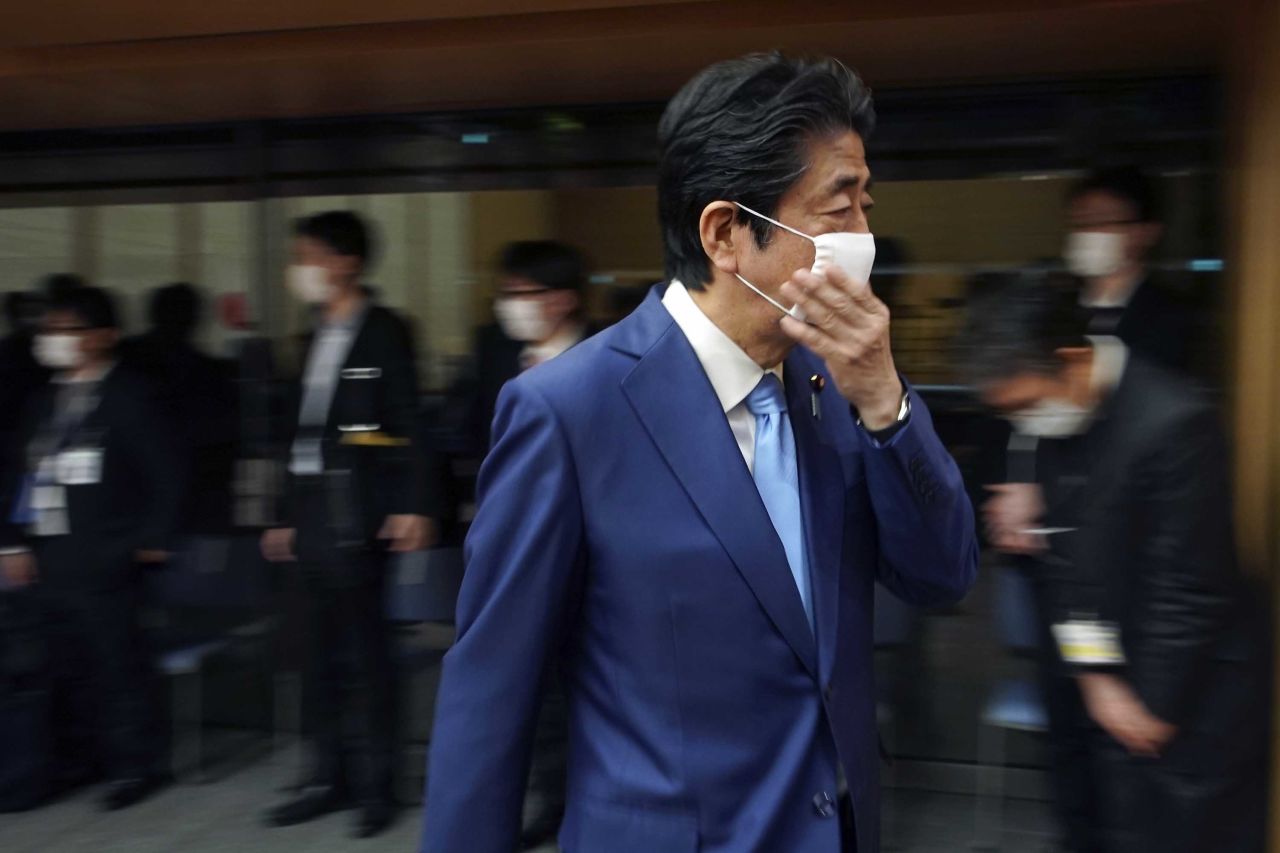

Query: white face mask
[1064,231,1126,279]
[494,297,553,343]
[733,202,876,322]
[34,333,83,371]
[285,264,334,305]
[1007,398,1093,438]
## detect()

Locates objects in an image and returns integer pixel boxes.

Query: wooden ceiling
[0,0,1225,132]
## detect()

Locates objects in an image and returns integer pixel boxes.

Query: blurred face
[286,236,360,304]
[493,275,579,342]
[37,309,116,370]
[978,350,1096,438]
[1065,190,1161,277]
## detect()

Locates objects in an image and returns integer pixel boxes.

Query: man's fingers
[781,271,878,334]
[817,257,878,307]
[780,314,848,362]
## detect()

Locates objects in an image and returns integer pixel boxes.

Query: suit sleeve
[1121,410,1237,724]
[862,387,979,606]
[421,380,585,853]
[121,381,186,552]
[379,312,433,517]
[0,396,40,551]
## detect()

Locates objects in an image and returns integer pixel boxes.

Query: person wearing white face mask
[447,239,593,851]
[1063,166,1196,374]
[422,54,978,853]
[0,285,183,812]
[261,210,437,839]
[962,274,1267,853]
[465,241,594,453]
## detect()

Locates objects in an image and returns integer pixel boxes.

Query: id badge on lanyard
[31,456,69,536]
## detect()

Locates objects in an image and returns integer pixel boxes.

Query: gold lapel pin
[809,374,825,420]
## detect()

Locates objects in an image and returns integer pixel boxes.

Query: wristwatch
[859,387,911,443]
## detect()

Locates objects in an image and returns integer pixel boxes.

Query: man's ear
[1055,345,1095,401]
[699,201,741,277]
[1136,221,1164,255]
[334,254,362,281]
[549,289,581,319]
[1054,346,1093,367]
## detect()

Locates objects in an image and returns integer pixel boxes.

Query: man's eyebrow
[827,173,871,196]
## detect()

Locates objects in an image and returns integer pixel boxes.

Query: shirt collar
[54,361,116,385]
[320,296,370,334]
[1088,334,1129,396]
[1080,273,1144,310]
[523,323,586,365]
[662,280,782,414]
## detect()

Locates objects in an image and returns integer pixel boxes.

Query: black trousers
[294,478,396,804]
[38,581,158,782]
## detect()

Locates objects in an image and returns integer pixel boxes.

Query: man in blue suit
[422,53,978,853]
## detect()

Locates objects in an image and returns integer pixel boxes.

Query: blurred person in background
[121,283,238,533]
[260,210,434,839]
[38,272,86,305]
[454,240,595,457]
[1063,165,1195,373]
[423,53,978,853]
[0,291,49,466]
[965,274,1267,853]
[0,285,182,811]
[454,239,595,850]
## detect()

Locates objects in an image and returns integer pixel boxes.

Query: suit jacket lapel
[784,356,846,685]
[619,304,818,679]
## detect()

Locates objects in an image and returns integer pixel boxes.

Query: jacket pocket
[565,799,698,853]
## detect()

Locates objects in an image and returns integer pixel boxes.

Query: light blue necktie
[746,374,814,634]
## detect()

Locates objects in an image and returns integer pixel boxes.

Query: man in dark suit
[0,285,182,811]
[446,240,594,850]
[423,54,978,853]
[1063,166,1197,373]
[261,210,434,839]
[455,240,595,457]
[966,277,1267,853]
[0,291,49,468]
[121,283,238,533]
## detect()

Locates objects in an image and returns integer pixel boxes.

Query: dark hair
[658,53,876,289]
[1067,165,1162,224]
[4,291,41,331]
[293,210,374,269]
[38,273,86,301]
[147,282,202,339]
[49,285,119,331]
[499,241,587,293]
[954,271,1090,387]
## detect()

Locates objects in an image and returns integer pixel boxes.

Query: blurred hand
[261,527,297,562]
[778,266,902,430]
[983,483,1048,555]
[1,551,37,587]
[1078,672,1177,757]
[378,514,435,553]
[134,549,171,564]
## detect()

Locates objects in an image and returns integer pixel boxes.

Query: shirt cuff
[864,415,909,446]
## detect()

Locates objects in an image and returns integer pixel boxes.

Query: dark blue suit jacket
[422,286,978,853]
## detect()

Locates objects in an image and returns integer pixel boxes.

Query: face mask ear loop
[733,273,793,317]
[734,202,817,244]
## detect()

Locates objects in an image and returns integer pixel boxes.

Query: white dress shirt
[289,300,369,475]
[662,280,786,473]
[521,323,587,371]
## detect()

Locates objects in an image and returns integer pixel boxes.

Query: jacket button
[812,791,836,818]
